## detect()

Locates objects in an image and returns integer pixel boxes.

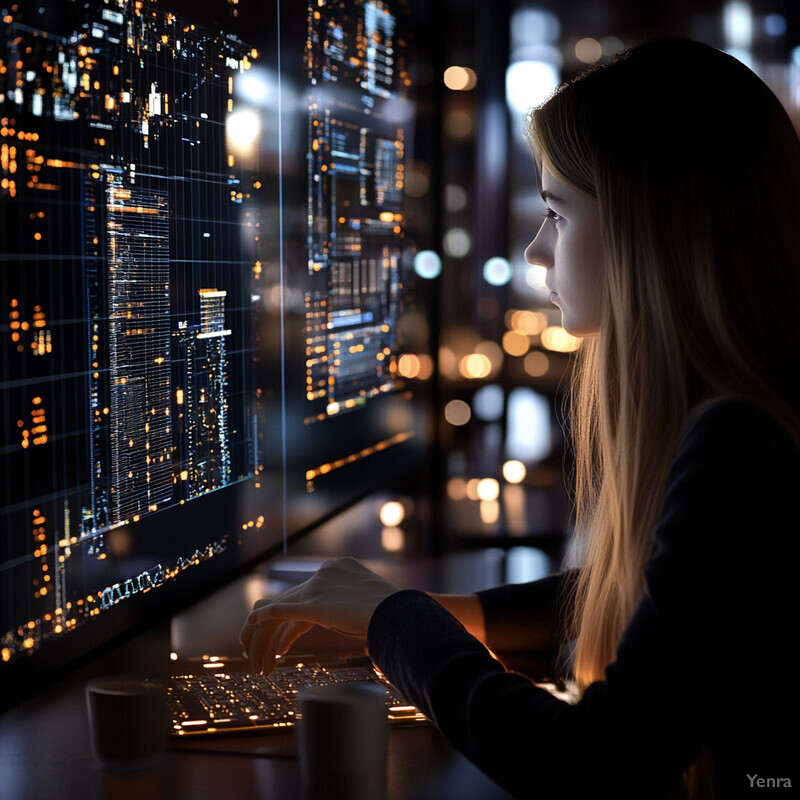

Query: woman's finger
[271,619,313,664]
[248,619,313,674]
[240,597,316,655]
[240,586,303,651]
[245,617,283,672]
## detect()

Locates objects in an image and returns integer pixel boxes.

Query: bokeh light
[444,65,478,91]
[226,108,260,154]
[525,264,548,291]
[503,459,527,484]
[477,478,500,501]
[480,499,500,524]
[473,384,505,421]
[575,37,602,64]
[475,339,504,372]
[379,501,405,527]
[445,184,468,213]
[483,256,513,286]
[523,350,550,377]
[508,309,547,335]
[459,353,492,379]
[444,399,471,426]
[541,325,581,352]
[397,353,434,380]
[506,60,559,113]
[414,249,442,279]
[447,477,468,500]
[502,329,530,357]
[443,227,472,258]
[381,527,405,552]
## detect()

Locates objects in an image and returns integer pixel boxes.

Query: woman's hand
[239,556,399,674]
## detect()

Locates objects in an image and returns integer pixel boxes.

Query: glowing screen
[0,0,429,689]
[302,0,416,488]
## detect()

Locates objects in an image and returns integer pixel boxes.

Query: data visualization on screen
[301,0,417,490]
[1,0,432,692]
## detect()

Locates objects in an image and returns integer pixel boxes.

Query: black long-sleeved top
[367,402,800,798]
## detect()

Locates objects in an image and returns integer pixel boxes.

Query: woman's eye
[543,207,561,223]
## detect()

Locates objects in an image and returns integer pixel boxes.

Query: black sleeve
[368,402,800,799]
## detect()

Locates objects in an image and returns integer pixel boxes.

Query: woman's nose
[524,222,552,268]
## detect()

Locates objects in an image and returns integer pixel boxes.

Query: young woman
[240,39,800,798]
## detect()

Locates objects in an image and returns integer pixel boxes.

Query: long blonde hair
[530,38,800,707]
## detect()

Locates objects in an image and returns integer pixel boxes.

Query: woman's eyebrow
[541,189,567,205]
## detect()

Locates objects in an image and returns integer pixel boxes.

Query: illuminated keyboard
[168,654,425,736]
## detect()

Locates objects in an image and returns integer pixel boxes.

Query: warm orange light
[524,351,549,377]
[459,353,491,379]
[397,353,420,378]
[476,478,500,501]
[507,309,547,335]
[379,501,405,527]
[541,326,580,353]
[503,460,527,484]
[443,65,477,91]
[502,329,529,357]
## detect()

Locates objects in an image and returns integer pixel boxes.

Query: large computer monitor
[0,0,436,709]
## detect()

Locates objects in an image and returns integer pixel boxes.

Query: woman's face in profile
[524,165,604,337]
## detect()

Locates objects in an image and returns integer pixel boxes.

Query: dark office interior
[2,0,799,797]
